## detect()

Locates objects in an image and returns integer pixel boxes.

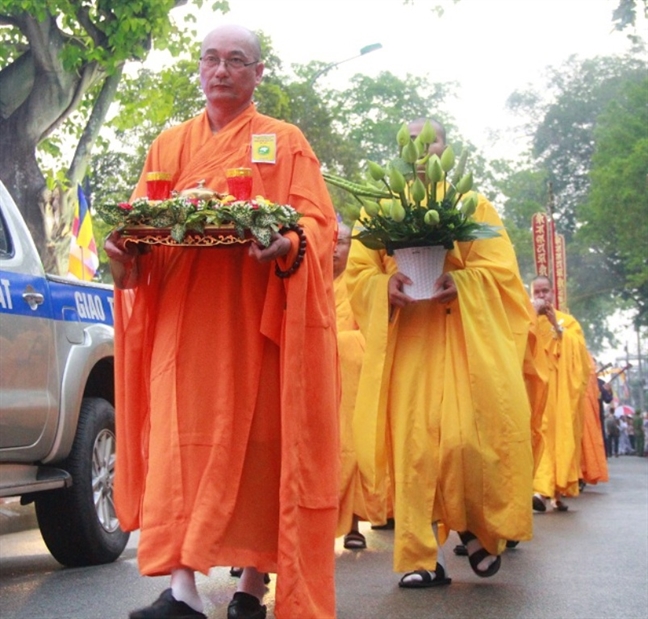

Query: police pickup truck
[0,181,128,566]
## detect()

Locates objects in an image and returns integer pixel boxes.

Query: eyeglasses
[199,55,259,70]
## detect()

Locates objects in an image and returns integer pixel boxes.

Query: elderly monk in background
[346,117,535,589]
[531,276,591,513]
[333,220,372,550]
[105,24,339,619]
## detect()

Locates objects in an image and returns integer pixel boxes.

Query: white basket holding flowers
[323,121,500,299]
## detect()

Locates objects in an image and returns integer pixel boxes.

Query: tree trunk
[0,132,49,261]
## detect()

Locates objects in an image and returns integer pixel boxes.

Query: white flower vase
[393,245,447,300]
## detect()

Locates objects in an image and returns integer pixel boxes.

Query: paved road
[1,455,646,619]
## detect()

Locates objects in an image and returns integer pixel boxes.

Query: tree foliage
[612,0,648,35]
[499,166,548,284]
[508,55,646,237]
[90,44,209,205]
[329,73,457,166]
[578,77,648,327]
[499,54,646,350]
[0,0,228,272]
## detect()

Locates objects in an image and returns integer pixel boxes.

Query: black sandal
[371,518,395,530]
[458,531,501,578]
[532,494,547,512]
[552,500,569,512]
[227,592,266,619]
[129,589,207,618]
[229,567,271,584]
[453,544,468,556]
[343,530,367,550]
[398,564,452,588]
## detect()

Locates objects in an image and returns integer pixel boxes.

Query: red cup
[146,172,172,200]
[226,168,253,201]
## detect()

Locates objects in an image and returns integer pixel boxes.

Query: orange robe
[334,273,369,536]
[533,311,591,498]
[113,104,339,619]
[580,356,609,484]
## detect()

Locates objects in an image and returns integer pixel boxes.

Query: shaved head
[201,24,261,59]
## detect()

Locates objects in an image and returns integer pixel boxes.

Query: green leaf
[171,223,186,242]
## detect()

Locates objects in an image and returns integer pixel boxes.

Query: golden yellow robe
[580,357,609,485]
[525,320,550,473]
[346,195,535,571]
[532,310,591,498]
[334,274,369,536]
[113,104,339,619]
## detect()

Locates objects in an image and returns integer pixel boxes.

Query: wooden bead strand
[275,224,307,278]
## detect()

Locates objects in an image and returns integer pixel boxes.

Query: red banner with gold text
[555,233,567,311]
[532,213,550,277]
[532,212,567,311]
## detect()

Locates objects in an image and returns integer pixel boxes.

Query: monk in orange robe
[105,25,339,619]
[580,355,609,485]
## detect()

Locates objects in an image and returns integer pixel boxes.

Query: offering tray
[122,224,252,248]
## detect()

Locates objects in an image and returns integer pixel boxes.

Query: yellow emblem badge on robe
[251,134,276,163]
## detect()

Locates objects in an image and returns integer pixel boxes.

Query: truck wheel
[35,397,130,566]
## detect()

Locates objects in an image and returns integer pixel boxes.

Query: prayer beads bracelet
[275,224,307,278]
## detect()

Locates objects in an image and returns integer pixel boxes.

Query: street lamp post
[308,43,383,86]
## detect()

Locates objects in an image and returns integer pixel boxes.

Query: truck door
[0,206,59,456]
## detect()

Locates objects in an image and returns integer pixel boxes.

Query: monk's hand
[104,230,143,264]
[248,232,291,263]
[545,304,563,336]
[545,303,558,327]
[388,273,415,308]
[430,272,457,304]
[104,230,148,290]
[532,298,547,314]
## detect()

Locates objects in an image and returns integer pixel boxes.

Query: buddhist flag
[68,184,99,281]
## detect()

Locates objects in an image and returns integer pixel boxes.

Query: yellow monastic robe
[334,274,369,536]
[346,195,535,571]
[532,310,591,498]
[525,320,550,473]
